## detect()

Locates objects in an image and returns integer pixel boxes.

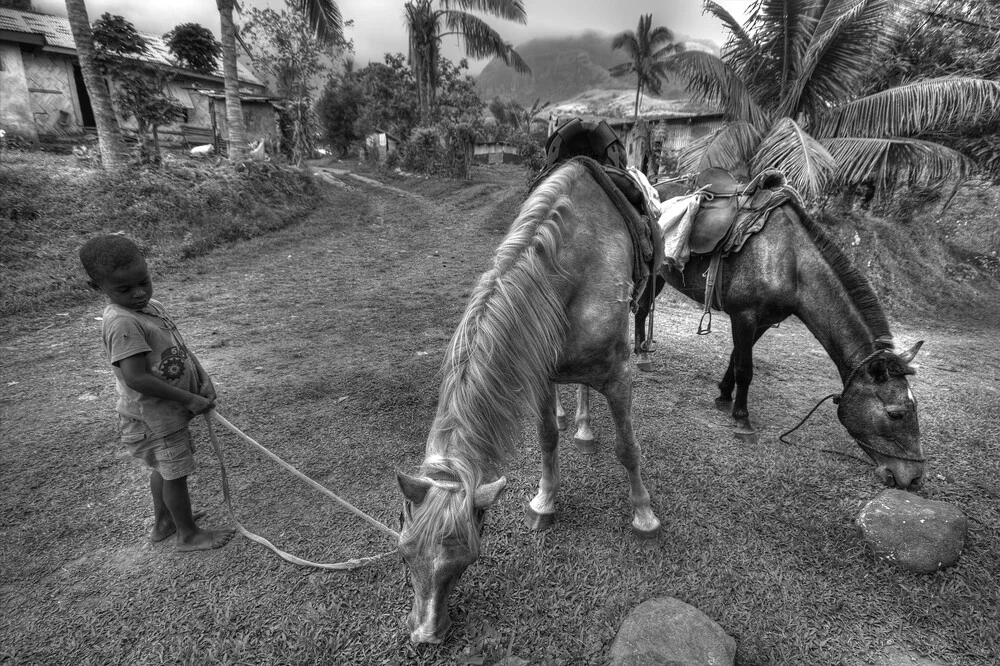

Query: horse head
[837,341,925,489]
[396,471,506,644]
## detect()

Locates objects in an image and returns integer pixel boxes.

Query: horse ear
[898,340,924,364]
[473,476,507,509]
[397,471,432,505]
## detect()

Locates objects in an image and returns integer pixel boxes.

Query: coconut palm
[610,14,682,121]
[216,0,341,162]
[64,0,128,169]
[404,0,530,123]
[665,0,1000,200]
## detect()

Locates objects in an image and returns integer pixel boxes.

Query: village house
[0,7,278,152]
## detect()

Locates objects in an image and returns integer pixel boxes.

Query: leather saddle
[544,118,648,214]
[687,167,743,255]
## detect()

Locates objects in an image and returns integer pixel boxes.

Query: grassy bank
[0,150,322,320]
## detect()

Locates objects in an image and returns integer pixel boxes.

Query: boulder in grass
[856,489,967,574]
[608,596,736,666]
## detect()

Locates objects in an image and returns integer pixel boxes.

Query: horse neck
[792,259,881,385]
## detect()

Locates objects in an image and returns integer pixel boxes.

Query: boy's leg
[149,470,206,543]
[161,475,235,551]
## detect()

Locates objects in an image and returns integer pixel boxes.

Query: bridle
[779,347,926,463]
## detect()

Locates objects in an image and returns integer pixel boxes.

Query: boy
[80,234,235,551]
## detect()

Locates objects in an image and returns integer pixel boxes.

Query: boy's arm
[118,353,215,415]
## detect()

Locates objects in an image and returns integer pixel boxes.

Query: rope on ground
[204,410,399,570]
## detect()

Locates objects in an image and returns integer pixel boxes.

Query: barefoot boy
[80,234,235,551]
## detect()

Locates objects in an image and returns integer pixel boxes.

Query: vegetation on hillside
[0,152,320,320]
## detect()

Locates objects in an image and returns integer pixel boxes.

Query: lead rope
[204,410,399,570]
[778,393,840,445]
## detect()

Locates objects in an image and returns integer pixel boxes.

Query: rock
[856,489,967,574]
[608,597,736,666]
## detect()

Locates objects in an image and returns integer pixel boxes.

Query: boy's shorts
[121,419,196,481]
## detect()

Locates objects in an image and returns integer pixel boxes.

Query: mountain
[476,32,720,114]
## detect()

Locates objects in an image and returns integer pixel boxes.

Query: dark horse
[395,158,662,644]
[566,181,925,489]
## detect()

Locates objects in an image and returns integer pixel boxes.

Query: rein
[204,410,399,570]
[778,349,926,463]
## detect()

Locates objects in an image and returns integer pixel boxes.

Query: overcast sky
[32,0,752,73]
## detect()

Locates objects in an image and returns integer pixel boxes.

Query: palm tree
[64,0,128,169]
[216,0,341,162]
[610,14,682,121]
[403,0,530,123]
[665,0,1000,200]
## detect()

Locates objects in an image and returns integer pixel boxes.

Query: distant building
[546,111,726,178]
[0,7,278,151]
[364,128,400,162]
[473,141,521,164]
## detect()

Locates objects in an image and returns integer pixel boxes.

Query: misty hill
[476,32,719,111]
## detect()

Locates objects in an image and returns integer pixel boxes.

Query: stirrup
[697,311,712,335]
[640,339,657,354]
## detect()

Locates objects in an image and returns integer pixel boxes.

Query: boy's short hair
[79,234,146,281]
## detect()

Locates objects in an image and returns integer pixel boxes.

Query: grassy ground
[1,154,998,665]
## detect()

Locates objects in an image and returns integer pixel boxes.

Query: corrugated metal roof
[0,7,263,87]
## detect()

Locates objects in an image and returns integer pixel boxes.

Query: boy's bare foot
[176,527,236,552]
[150,509,208,543]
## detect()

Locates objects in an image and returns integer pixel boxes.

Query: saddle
[544,118,649,214]
[687,167,745,255]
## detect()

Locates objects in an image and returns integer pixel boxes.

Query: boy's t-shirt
[102,299,200,439]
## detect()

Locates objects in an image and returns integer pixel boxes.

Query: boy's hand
[198,378,217,402]
[185,393,215,415]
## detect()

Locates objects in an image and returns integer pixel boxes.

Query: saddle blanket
[623,167,700,272]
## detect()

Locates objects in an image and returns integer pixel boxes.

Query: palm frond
[814,77,1000,138]
[703,0,754,50]
[822,136,973,192]
[441,0,527,23]
[783,0,904,119]
[664,51,770,127]
[443,11,530,74]
[287,0,343,44]
[676,121,763,173]
[750,117,837,200]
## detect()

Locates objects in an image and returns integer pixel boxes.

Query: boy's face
[91,261,154,310]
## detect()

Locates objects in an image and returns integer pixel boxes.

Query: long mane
[421,160,585,485]
[788,203,892,343]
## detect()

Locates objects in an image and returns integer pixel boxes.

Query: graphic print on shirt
[157,345,189,380]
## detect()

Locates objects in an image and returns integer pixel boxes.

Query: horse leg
[715,351,736,410]
[730,316,763,445]
[554,385,567,431]
[633,277,662,372]
[603,373,661,539]
[526,383,561,530]
[572,385,597,454]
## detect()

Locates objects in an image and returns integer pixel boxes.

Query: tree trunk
[217,0,248,161]
[64,0,128,169]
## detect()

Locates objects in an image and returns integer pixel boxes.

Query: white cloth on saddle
[626,166,661,213]
[623,167,704,272]
[657,194,702,271]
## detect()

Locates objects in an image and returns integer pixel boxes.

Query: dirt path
[2,164,998,665]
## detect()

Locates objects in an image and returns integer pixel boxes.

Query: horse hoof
[734,429,758,445]
[524,504,555,531]
[556,415,568,431]
[636,359,655,372]
[714,397,733,411]
[633,524,661,541]
[573,437,597,455]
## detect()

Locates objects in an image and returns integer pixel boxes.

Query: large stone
[856,489,967,574]
[608,597,736,666]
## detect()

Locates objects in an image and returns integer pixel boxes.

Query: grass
[1,154,998,665]
[0,150,321,320]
